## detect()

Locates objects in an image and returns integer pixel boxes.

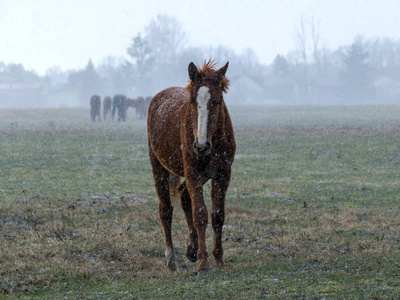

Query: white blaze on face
[196,86,210,145]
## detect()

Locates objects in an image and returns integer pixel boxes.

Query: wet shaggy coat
[147,60,235,271]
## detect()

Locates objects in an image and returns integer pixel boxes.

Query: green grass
[1,105,400,299]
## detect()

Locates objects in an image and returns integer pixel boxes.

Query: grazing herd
[90,94,151,121]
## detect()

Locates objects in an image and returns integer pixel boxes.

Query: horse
[90,95,101,121]
[124,97,138,115]
[112,94,127,122]
[135,96,147,119]
[125,97,148,119]
[147,60,235,272]
[124,98,135,109]
[103,96,112,120]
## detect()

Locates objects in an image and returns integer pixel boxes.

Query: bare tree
[126,33,155,95]
[240,48,260,70]
[295,16,308,64]
[144,15,188,90]
[311,17,321,66]
[145,15,187,63]
[340,36,374,102]
[295,16,322,65]
[97,56,129,95]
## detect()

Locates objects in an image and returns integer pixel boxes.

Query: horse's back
[149,87,187,111]
[148,87,188,176]
[148,87,187,126]
[103,96,111,107]
[90,95,100,105]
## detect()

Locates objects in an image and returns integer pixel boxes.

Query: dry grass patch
[2,106,400,298]
[221,204,400,267]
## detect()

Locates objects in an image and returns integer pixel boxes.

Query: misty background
[1,10,400,108]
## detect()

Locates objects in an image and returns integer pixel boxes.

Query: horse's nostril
[193,141,199,151]
[193,141,212,156]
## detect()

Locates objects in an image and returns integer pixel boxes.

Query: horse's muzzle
[193,141,212,156]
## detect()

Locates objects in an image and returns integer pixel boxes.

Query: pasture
[1,105,400,299]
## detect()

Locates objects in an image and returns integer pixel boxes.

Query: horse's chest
[191,157,221,178]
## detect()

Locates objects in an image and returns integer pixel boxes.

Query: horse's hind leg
[149,151,176,271]
[179,182,198,263]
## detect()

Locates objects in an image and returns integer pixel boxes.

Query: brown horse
[124,98,135,109]
[125,97,149,119]
[147,60,235,272]
[103,96,112,120]
[90,95,101,121]
[124,97,138,116]
[135,96,147,119]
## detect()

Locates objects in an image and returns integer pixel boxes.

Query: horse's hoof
[196,266,211,275]
[186,247,198,262]
[167,261,176,271]
[197,260,211,273]
[215,260,224,268]
[166,247,176,271]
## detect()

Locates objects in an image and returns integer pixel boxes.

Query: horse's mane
[185,59,230,94]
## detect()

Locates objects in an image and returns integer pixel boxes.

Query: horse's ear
[215,61,229,81]
[188,62,199,81]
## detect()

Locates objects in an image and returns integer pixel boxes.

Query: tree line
[1,15,400,107]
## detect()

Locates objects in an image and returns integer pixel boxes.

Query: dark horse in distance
[125,96,150,119]
[103,96,112,120]
[90,95,101,121]
[112,94,127,122]
[147,60,235,272]
[134,96,147,119]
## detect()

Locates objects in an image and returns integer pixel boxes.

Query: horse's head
[186,60,229,156]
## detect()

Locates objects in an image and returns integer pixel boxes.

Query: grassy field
[1,105,400,299]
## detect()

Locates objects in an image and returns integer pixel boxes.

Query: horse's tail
[169,174,180,208]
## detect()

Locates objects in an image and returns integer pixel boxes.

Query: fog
[1,1,400,108]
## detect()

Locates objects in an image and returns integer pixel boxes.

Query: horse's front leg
[179,181,198,263]
[211,172,230,267]
[186,179,210,271]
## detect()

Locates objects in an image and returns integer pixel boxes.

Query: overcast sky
[1,0,399,75]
